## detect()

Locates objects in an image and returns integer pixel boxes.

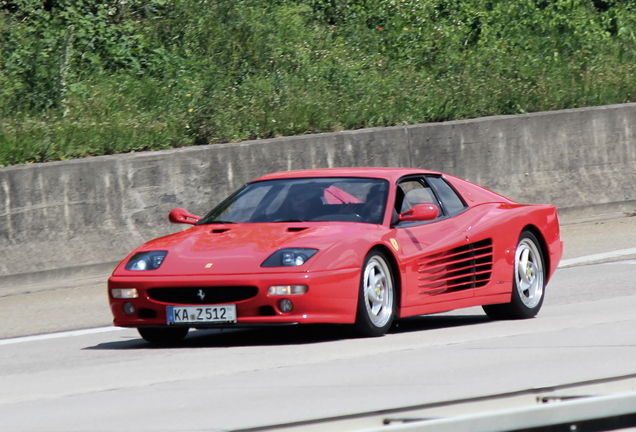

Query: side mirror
[398,204,439,222]
[169,208,201,225]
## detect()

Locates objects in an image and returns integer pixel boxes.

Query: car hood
[116,223,376,276]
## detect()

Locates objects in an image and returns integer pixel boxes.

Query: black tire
[354,250,396,337]
[138,327,189,344]
[483,231,546,320]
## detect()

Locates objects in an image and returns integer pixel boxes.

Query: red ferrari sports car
[108,168,563,344]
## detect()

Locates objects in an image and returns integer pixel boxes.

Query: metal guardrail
[366,392,636,432]
[235,374,636,432]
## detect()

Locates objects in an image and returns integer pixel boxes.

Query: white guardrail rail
[234,374,636,432]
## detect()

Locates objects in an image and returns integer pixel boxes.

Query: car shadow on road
[85,325,345,350]
[85,313,492,350]
[391,313,491,334]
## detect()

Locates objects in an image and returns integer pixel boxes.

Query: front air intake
[148,286,258,304]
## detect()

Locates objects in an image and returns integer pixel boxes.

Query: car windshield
[198,177,389,224]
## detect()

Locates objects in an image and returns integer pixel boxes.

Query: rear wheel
[138,327,189,344]
[483,231,545,320]
[354,250,396,337]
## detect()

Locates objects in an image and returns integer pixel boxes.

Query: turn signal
[111,288,139,299]
[268,285,308,296]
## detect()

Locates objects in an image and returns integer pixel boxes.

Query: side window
[427,176,467,216]
[395,179,438,214]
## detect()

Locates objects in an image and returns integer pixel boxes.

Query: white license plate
[167,305,236,325]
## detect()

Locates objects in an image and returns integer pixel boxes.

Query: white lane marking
[558,247,636,268]
[0,326,126,346]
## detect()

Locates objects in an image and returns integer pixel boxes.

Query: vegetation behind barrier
[2,0,636,166]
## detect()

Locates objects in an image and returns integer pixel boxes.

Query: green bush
[2,0,636,166]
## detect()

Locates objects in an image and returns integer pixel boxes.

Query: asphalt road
[0,213,635,431]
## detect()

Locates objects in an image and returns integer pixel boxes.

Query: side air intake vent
[418,239,493,295]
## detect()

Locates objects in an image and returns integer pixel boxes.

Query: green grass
[2,0,636,167]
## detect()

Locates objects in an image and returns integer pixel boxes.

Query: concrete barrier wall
[1,103,635,285]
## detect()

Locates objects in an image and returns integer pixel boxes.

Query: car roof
[254,167,440,183]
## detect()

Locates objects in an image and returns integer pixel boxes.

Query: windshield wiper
[201,220,236,224]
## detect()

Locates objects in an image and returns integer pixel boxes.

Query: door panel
[395,217,476,308]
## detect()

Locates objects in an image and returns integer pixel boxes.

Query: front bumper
[108,268,360,328]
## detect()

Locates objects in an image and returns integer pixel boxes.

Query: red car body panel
[108,168,563,329]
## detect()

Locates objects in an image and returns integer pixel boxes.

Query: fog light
[268,285,308,296]
[279,299,293,313]
[123,302,135,316]
[111,288,139,299]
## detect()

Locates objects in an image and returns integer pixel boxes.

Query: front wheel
[138,327,189,345]
[483,231,546,320]
[354,250,396,337]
